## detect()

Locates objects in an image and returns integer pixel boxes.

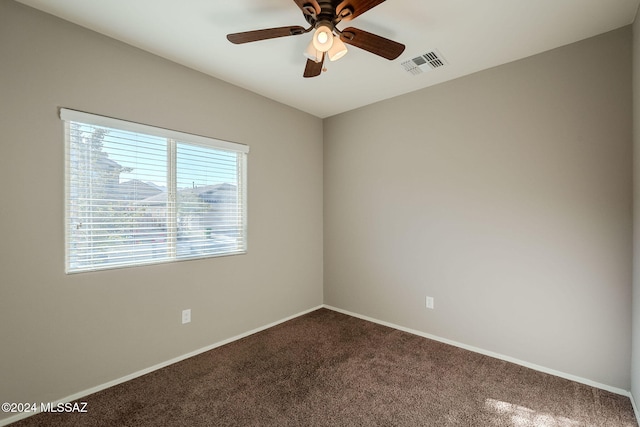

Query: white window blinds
[61,108,249,273]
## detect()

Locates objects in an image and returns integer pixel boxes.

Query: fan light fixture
[306,22,348,63]
[312,24,334,52]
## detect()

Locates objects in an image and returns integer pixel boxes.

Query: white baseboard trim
[0,305,323,427]
[322,304,631,397]
[630,392,640,424]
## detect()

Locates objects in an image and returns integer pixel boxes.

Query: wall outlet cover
[182,309,191,324]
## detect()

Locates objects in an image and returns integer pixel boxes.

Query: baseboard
[630,391,640,424]
[323,304,631,397]
[0,305,324,427]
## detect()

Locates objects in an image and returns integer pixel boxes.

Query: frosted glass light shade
[304,40,323,63]
[328,36,348,61]
[312,25,334,52]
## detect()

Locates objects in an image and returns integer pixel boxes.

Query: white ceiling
[15,0,640,118]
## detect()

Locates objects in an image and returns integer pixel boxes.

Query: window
[61,109,249,273]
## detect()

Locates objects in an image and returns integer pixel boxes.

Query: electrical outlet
[182,309,191,324]
[426,296,434,309]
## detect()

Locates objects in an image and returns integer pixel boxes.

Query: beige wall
[324,27,633,389]
[0,1,323,418]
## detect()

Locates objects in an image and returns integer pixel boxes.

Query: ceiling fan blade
[340,27,405,60]
[227,26,306,44]
[337,0,386,21]
[303,53,324,78]
[293,0,321,16]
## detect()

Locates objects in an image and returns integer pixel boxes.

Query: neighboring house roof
[195,183,236,204]
[137,183,236,205]
[115,179,164,201]
[95,156,121,171]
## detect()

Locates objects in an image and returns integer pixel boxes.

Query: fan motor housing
[303,1,352,27]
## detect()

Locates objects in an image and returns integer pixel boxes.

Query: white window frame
[61,108,249,273]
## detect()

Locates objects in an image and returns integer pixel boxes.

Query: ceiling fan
[227,0,405,78]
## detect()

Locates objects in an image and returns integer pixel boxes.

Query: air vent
[401,50,447,75]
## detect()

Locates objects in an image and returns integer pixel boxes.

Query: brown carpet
[10,308,638,426]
